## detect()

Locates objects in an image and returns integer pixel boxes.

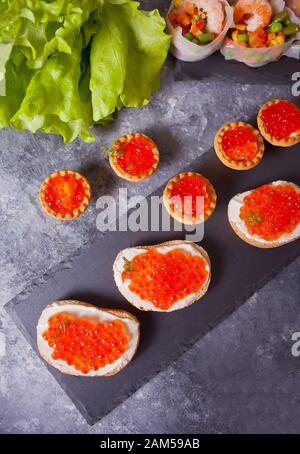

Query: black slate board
[173,52,300,85]
[5,139,300,425]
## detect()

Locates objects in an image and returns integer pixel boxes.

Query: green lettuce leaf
[0,0,9,15]
[0,0,102,68]
[0,0,169,143]
[11,35,94,143]
[90,0,170,121]
[0,47,33,127]
[0,40,13,96]
[82,6,103,49]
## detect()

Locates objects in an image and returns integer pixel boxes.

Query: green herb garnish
[241,212,263,226]
[102,145,125,160]
[112,148,125,159]
[62,317,69,334]
[123,257,136,272]
[102,146,110,160]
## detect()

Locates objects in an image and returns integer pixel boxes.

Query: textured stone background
[1,0,300,434]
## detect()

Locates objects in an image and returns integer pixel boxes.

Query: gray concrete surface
[0,0,300,434]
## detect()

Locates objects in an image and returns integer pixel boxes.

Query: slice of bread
[37,300,140,376]
[113,240,211,312]
[228,181,300,248]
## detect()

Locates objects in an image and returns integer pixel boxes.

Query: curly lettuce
[0,0,170,143]
[90,0,170,121]
[10,35,95,143]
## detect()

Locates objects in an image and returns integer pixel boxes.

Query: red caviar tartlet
[228,181,300,248]
[39,170,91,220]
[37,300,140,376]
[257,99,300,147]
[214,122,265,170]
[113,240,211,312]
[109,133,159,181]
[163,172,217,224]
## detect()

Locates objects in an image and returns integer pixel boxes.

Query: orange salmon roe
[261,101,300,141]
[222,126,258,161]
[45,175,86,215]
[43,313,129,374]
[122,248,208,310]
[116,136,155,176]
[240,184,300,241]
[170,175,209,218]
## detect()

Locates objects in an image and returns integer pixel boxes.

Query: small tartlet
[109,133,160,181]
[39,170,91,221]
[214,121,265,170]
[257,99,300,147]
[163,172,217,225]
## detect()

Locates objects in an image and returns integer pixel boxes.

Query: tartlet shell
[39,170,91,221]
[109,133,160,181]
[257,99,300,147]
[214,121,265,170]
[37,300,140,377]
[113,240,211,312]
[163,172,217,225]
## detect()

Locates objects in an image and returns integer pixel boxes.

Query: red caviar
[122,248,208,310]
[261,101,300,141]
[44,174,86,215]
[240,184,300,241]
[170,174,209,218]
[222,126,258,161]
[116,136,155,176]
[43,312,129,374]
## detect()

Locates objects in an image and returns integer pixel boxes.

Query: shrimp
[234,0,272,32]
[179,0,225,34]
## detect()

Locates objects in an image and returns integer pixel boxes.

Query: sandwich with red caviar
[163,172,217,224]
[257,99,300,147]
[214,121,264,170]
[109,133,159,181]
[113,240,211,312]
[37,300,140,376]
[39,170,91,220]
[228,181,300,248]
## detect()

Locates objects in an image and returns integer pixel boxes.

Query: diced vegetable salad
[168,0,225,46]
[230,8,299,48]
